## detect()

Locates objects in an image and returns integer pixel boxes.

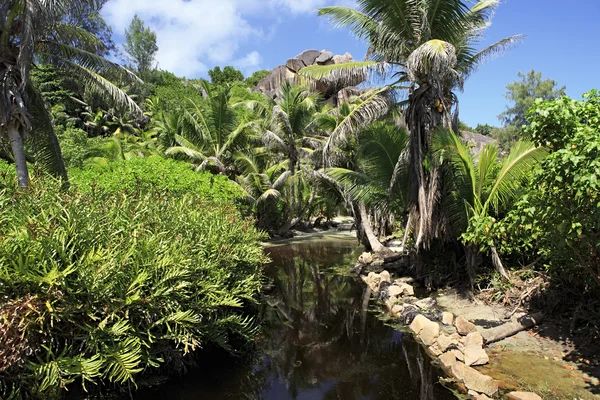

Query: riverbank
[356,255,600,399]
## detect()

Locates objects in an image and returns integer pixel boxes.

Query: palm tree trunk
[465,245,480,288]
[491,245,510,281]
[7,122,29,188]
[358,203,384,252]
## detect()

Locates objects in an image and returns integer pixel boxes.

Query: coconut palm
[262,82,322,233]
[433,129,547,285]
[301,0,522,249]
[0,0,141,187]
[164,82,256,176]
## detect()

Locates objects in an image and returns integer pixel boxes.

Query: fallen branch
[482,313,544,345]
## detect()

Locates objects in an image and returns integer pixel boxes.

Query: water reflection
[139,237,455,400]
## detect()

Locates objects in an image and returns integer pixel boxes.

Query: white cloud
[101,0,357,77]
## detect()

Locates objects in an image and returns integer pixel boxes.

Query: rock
[415,297,436,310]
[505,392,543,400]
[464,346,489,366]
[286,58,305,72]
[452,349,465,362]
[439,351,457,368]
[451,362,498,396]
[387,285,404,298]
[359,252,373,265]
[316,50,334,64]
[455,316,478,336]
[391,304,404,316]
[332,52,354,64]
[442,312,454,326]
[364,272,381,292]
[429,344,443,356]
[397,283,415,296]
[468,390,491,400]
[436,333,458,353]
[379,270,391,283]
[295,49,321,66]
[465,332,484,348]
[410,315,440,346]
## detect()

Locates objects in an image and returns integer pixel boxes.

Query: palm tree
[301,0,522,249]
[164,82,256,176]
[235,153,292,232]
[0,0,141,187]
[433,129,547,285]
[262,83,322,233]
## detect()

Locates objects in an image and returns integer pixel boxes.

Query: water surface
[140,236,456,400]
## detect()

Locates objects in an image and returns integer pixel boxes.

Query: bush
[0,167,267,398]
[494,91,600,292]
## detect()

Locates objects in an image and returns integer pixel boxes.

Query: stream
[138,235,456,399]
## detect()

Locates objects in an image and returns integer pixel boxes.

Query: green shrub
[0,170,267,398]
[69,156,245,203]
[494,91,600,291]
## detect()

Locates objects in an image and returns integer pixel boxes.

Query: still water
[140,236,456,400]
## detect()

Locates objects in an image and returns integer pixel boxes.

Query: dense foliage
[0,162,266,398]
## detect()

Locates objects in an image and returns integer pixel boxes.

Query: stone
[452,349,465,362]
[379,270,391,283]
[295,49,321,66]
[439,351,457,369]
[441,312,454,326]
[391,304,404,316]
[468,390,491,400]
[387,285,404,298]
[506,392,543,400]
[286,58,305,72]
[413,315,440,346]
[414,297,436,310]
[451,362,498,396]
[332,52,354,64]
[397,283,415,296]
[464,346,489,366]
[316,50,334,64]
[364,272,381,292]
[464,332,484,348]
[455,316,478,336]
[436,333,458,353]
[409,314,430,335]
[359,252,374,265]
[429,344,443,356]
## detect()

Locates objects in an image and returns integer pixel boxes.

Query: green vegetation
[1,0,598,397]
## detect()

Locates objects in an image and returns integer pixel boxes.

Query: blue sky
[101,0,600,127]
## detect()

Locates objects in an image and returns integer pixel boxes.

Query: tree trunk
[7,122,29,188]
[465,245,481,288]
[358,203,384,252]
[481,313,544,344]
[491,245,511,281]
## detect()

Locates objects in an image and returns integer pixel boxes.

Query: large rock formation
[254,49,367,105]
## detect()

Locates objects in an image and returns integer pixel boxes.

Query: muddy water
[139,236,456,400]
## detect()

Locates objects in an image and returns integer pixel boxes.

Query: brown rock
[415,297,436,310]
[436,333,458,353]
[465,331,484,348]
[379,270,391,283]
[464,346,489,366]
[391,304,404,316]
[429,344,443,356]
[332,52,354,64]
[316,50,334,64]
[439,351,457,369]
[387,285,404,298]
[398,283,414,296]
[505,392,542,400]
[468,390,491,400]
[442,312,454,326]
[295,49,321,66]
[286,58,305,72]
[452,349,465,362]
[359,252,374,265]
[455,316,478,336]
[451,363,498,396]
[410,315,441,346]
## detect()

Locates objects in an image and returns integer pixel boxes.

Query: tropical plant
[301,0,522,250]
[0,160,266,398]
[262,82,323,233]
[0,0,141,187]
[433,130,547,285]
[164,82,257,175]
